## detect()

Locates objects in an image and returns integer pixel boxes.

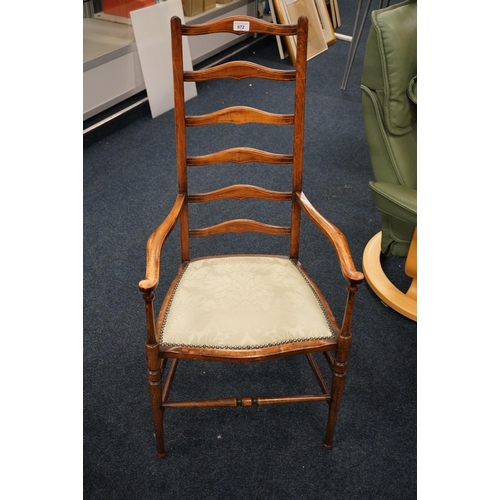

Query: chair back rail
[184,62,296,82]
[186,148,293,166]
[185,106,294,126]
[171,15,308,256]
[189,219,291,238]
[187,185,292,203]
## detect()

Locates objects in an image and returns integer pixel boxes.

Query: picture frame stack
[272,0,336,64]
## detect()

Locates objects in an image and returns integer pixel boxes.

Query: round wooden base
[362,232,417,322]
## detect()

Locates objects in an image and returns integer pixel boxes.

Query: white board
[131,0,197,118]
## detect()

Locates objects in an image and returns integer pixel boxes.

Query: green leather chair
[360,0,417,320]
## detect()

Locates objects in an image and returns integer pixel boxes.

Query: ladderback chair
[139,15,364,458]
[360,0,417,321]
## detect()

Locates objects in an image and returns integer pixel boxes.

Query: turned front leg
[323,351,349,449]
[323,284,357,449]
[142,290,166,458]
[146,342,166,458]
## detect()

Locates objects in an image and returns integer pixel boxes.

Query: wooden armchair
[139,15,364,458]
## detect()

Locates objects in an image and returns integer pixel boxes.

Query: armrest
[138,194,185,292]
[369,182,417,226]
[296,192,364,284]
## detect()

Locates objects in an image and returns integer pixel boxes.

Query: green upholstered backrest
[360,0,417,256]
[361,0,417,136]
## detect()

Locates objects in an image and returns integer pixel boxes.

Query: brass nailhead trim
[159,258,335,349]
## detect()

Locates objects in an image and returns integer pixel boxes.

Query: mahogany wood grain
[185,62,295,82]
[189,219,291,238]
[181,15,298,36]
[187,184,292,203]
[295,259,341,331]
[142,291,157,346]
[145,342,166,457]
[323,351,335,370]
[155,262,189,337]
[255,394,330,405]
[185,106,294,126]
[161,358,179,404]
[171,17,191,261]
[323,285,358,449]
[179,199,190,262]
[160,357,167,373]
[159,337,337,363]
[297,192,364,284]
[171,19,187,194]
[289,197,301,260]
[162,394,330,408]
[163,398,238,408]
[306,353,329,394]
[289,19,307,259]
[323,332,352,449]
[186,147,293,166]
[139,193,185,292]
[291,19,307,195]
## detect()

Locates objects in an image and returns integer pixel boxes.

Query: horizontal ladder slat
[186,106,294,126]
[189,219,291,237]
[185,61,296,82]
[181,16,298,37]
[162,394,330,408]
[188,185,292,203]
[187,147,293,166]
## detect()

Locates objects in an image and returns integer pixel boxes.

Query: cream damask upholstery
[160,256,335,349]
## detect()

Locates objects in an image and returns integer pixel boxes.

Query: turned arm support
[138,194,186,293]
[296,192,364,285]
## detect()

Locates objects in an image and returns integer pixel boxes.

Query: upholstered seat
[159,256,336,350]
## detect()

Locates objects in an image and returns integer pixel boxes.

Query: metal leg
[339,0,391,90]
[340,0,373,90]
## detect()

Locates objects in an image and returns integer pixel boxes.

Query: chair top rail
[180,15,299,37]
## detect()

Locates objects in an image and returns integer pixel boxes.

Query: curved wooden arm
[296,192,364,284]
[138,194,186,292]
